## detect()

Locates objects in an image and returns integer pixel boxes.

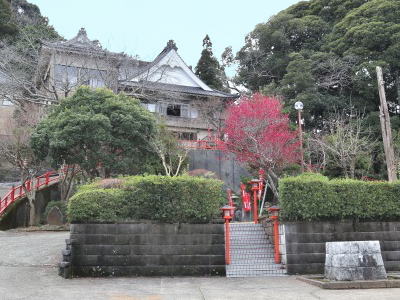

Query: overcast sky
[29,0,300,76]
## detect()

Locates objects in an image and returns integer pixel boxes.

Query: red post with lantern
[226,189,235,217]
[221,205,234,265]
[268,206,281,264]
[249,179,261,224]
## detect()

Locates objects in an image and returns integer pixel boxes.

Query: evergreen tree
[0,0,17,38]
[236,0,400,121]
[195,35,225,91]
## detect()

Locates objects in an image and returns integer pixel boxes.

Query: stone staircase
[226,222,286,277]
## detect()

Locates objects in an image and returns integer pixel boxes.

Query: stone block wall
[283,221,400,275]
[67,223,225,277]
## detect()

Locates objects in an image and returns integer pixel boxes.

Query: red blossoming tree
[223,93,299,198]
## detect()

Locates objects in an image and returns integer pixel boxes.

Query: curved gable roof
[128,40,213,91]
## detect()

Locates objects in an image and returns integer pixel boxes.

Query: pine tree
[195,35,225,91]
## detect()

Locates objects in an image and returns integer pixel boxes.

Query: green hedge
[280,173,400,221]
[68,175,224,223]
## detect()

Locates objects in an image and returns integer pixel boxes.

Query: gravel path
[1,230,400,300]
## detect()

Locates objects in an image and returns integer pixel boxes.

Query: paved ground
[1,231,400,300]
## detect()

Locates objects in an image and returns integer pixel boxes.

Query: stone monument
[325,241,387,281]
[47,206,64,226]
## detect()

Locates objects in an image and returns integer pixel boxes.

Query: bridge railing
[0,171,59,216]
[179,138,225,150]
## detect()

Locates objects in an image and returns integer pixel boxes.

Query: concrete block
[384,260,400,271]
[83,234,116,245]
[72,255,99,266]
[286,242,325,254]
[381,251,400,262]
[286,263,324,275]
[116,224,148,234]
[71,224,117,234]
[286,253,325,265]
[380,241,400,251]
[98,255,130,266]
[325,241,387,281]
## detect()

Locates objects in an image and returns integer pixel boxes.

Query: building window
[147,103,156,112]
[141,103,156,113]
[167,104,181,117]
[1,99,13,106]
[158,103,189,117]
[174,131,197,140]
[54,64,106,89]
[190,107,198,119]
[179,132,197,140]
[54,65,78,88]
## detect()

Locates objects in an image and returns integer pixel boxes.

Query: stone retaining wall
[283,221,400,275]
[67,223,225,277]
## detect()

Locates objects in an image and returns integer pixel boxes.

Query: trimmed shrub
[68,175,224,223]
[280,173,400,221]
[68,189,130,223]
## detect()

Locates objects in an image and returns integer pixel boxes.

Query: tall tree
[235,0,400,127]
[195,35,225,91]
[31,87,159,179]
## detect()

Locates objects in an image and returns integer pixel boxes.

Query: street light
[294,101,304,173]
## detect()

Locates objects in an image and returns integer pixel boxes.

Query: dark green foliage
[195,35,226,91]
[31,87,159,177]
[1,0,61,46]
[280,173,400,221]
[0,0,17,38]
[68,189,129,223]
[236,0,400,129]
[67,175,225,224]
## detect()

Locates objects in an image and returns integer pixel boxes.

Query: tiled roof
[42,28,106,53]
[120,80,239,98]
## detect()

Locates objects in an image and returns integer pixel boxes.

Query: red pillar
[221,206,233,265]
[272,216,280,263]
[268,207,281,264]
[225,220,231,265]
[253,189,258,224]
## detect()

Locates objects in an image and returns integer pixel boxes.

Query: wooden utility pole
[376,66,398,182]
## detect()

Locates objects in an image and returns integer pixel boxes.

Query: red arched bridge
[0,171,60,217]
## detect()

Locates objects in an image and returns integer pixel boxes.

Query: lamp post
[295,101,304,173]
